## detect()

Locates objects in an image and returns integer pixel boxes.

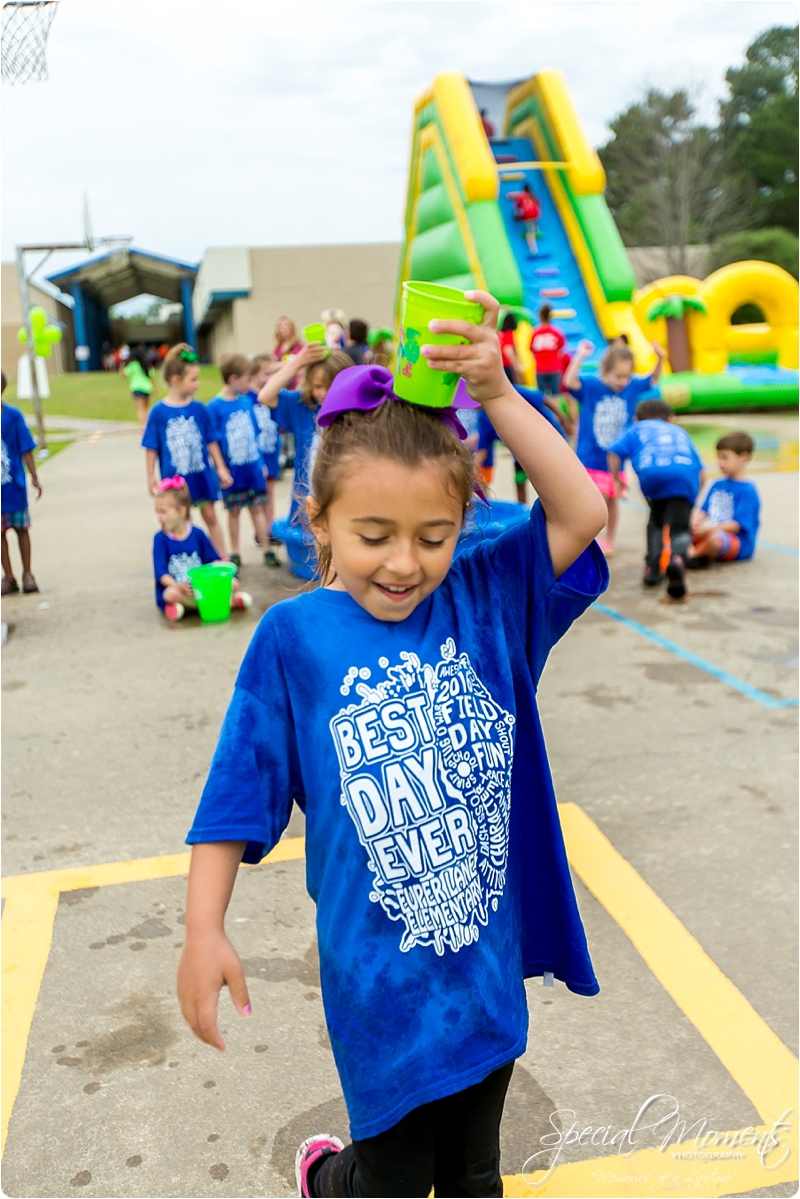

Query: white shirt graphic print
[168,550,202,584]
[225,409,259,466]
[329,638,515,956]
[253,405,278,454]
[707,488,735,525]
[1,440,11,485]
[165,415,205,476]
[592,395,629,450]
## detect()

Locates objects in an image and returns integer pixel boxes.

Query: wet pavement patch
[70,1170,91,1186]
[128,917,172,939]
[242,940,320,987]
[59,888,98,906]
[75,990,177,1073]
[272,1096,349,1188]
[126,1155,142,1167]
[208,1163,229,1180]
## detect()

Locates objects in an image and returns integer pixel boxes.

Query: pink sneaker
[164,602,185,622]
[231,591,252,611]
[295,1133,344,1197]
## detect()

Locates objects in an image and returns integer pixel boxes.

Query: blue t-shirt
[152,524,219,609]
[608,420,703,503]
[701,479,760,560]
[477,388,566,470]
[247,390,281,479]
[188,504,608,1139]
[142,401,221,505]
[207,396,265,496]
[569,375,657,470]
[1,404,36,514]
[275,390,320,519]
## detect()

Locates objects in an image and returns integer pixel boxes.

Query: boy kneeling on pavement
[608,400,703,600]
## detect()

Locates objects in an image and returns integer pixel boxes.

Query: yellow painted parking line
[559,803,797,1128]
[2,821,796,1198]
[1,837,305,1153]
[1,885,60,1161]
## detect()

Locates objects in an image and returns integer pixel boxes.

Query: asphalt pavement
[2,425,797,1198]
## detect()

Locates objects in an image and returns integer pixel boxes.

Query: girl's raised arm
[561,340,592,392]
[424,293,606,578]
[257,344,325,408]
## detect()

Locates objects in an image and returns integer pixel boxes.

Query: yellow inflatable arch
[691,261,798,373]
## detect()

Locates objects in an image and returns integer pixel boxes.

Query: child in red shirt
[507,183,542,254]
[498,312,520,385]
[530,305,571,431]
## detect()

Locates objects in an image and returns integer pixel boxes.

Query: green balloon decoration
[18,306,62,358]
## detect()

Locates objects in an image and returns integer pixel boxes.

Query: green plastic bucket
[187,563,237,624]
[394,282,484,408]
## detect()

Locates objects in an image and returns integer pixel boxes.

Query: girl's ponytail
[163,343,198,384]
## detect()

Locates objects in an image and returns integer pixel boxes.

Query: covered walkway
[47,248,198,370]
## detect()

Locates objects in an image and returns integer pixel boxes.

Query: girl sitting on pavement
[142,344,232,558]
[153,477,250,623]
[177,292,608,1198]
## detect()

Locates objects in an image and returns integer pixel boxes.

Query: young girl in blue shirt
[142,344,232,558]
[152,477,251,622]
[256,344,353,521]
[178,293,609,1197]
[564,339,665,557]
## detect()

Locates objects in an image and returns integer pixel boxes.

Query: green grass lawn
[4,366,222,422]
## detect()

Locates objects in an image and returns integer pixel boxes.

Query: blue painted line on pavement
[759,540,799,558]
[593,602,799,710]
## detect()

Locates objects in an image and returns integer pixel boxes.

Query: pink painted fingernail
[243,1004,251,1015]
[428,320,440,332]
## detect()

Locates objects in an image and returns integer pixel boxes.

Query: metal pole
[15,245,47,453]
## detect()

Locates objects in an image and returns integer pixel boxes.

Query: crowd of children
[1,302,763,614]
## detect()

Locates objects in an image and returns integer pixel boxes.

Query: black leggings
[311,1061,514,1198]
[646,497,692,570]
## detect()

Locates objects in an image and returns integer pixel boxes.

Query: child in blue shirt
[475,386,566,497]
[248,354,282,567]
[142,344,231,559]
[257,344,353,522]
[608,399,704,599]
[152,476,251,622]
[689,432,760,568]
[207,353,271,570]
[177,293,609,1198]
[1,372,42,595]
[564,339,665,557]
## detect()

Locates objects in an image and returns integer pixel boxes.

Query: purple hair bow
[317,365,479,440]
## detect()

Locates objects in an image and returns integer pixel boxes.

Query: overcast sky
[2,0,795,288]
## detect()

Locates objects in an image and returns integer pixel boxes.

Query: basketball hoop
[2,1,58,84]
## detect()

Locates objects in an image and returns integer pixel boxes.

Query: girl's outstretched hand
[177,930,251,1051]
[421,290,510,407]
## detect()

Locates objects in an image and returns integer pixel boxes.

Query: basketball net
[2,1,58,84]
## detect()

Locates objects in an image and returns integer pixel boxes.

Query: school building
[1,243,402,376]
[1,242,702,376]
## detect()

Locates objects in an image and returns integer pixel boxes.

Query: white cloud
[2,0,795,276]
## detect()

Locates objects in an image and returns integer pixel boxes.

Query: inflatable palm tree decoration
[647,294,707,374]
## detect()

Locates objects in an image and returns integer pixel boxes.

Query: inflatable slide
[397,71,798,412]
